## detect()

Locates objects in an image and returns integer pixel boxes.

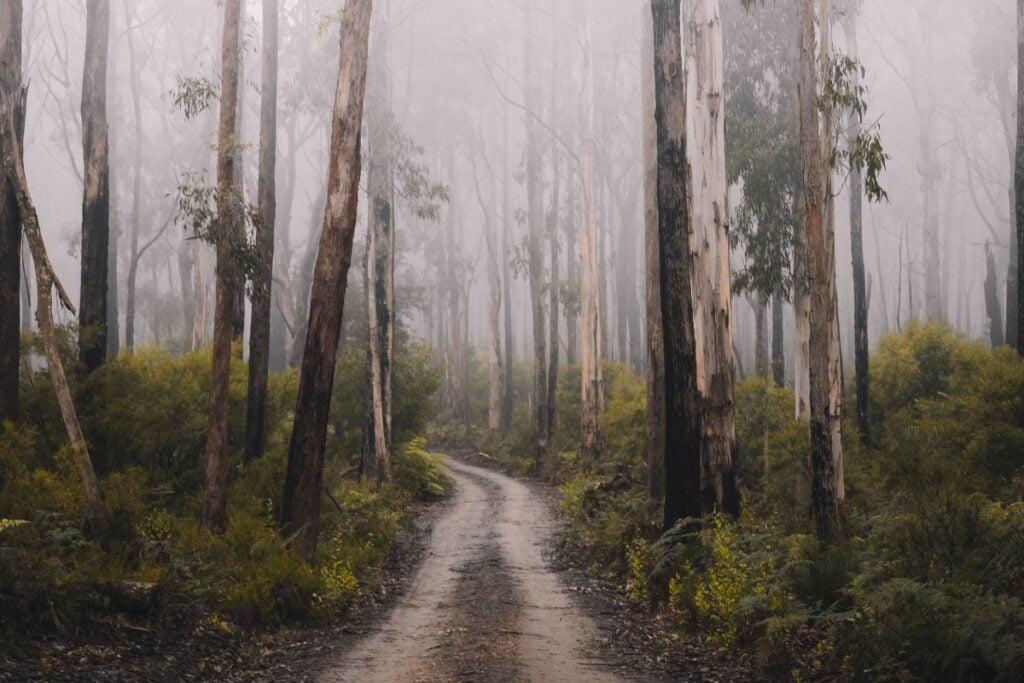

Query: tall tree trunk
[0,0,23,424]
[444,158,465,423]
[613,182,642,374]
[123,0,143,352]
[921,151,942,324]
[280,0,372,562]
[472,160,503,436]
[986,243,1006,348]
[772,290,785,388]
[271,117,299,371]
[546,26,561,455]
[1016,0,1024,356]
[202,0,243,533]
[501,101,514,433]
[2,94,102,518]
[231,26,246,354]
[684,0,738,517]
[523,4,548,467]
[564,160,578,368]
[244,0,279,462]
[106,48,119,359]
[80,0,111,373]
[642,1,665,502]
[845,14,869,444]
[364,19,395,485]
[599,180,610,361]
[652,0,702,528]
[580,6,605,464]
[799,0,844,541]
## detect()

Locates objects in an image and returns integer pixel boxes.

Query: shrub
[843,579,1024,682]
[734,378,810,529]
[392,437,452,499]
[668,517,784,645]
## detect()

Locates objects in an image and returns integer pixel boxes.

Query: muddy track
[317,458,628,682]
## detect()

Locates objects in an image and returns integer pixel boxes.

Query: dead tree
[1,94,103,519]
[280,0,373,562]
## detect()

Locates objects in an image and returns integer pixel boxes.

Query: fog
[14,0,1020,376]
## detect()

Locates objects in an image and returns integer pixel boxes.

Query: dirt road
[317,458,629,682]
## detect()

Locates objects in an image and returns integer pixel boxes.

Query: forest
[1,0,1024,680]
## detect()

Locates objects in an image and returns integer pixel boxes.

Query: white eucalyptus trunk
[682,0,737,515]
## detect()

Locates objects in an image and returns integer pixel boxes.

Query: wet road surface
[318,457,624,683]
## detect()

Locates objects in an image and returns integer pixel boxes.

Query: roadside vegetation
[0,334,448,641]
[444,323,1024,681]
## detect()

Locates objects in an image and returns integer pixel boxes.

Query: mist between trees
[1,0,1024,680]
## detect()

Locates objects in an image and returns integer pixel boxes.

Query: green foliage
[724,0,800,300]
[318,480,404,587]
[174,172,259,280]
[734,378,810,528]
[822,53,889,202]
[392,438,453,499]
[551,324,1024,681]
[75,347,253,488]
[328,343,441,470]
[169,73,218,120]
[843,579,1023,682]
[393,128,450,222]
[2,339,444,632]
[169,512,319,623]
[600,365,648,480]
[869,324,1024,498]
[669,517,784,646]
[559,473,658,578]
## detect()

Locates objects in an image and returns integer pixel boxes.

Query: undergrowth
[1,340,447,634]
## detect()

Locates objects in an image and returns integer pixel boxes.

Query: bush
[734,378,810,528]
[3,335,445,633]
[553,326,1024,681]
[329,343,442,468]
[392,437,452,499]
[168,512,318,623]
[843,579,1024,682]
